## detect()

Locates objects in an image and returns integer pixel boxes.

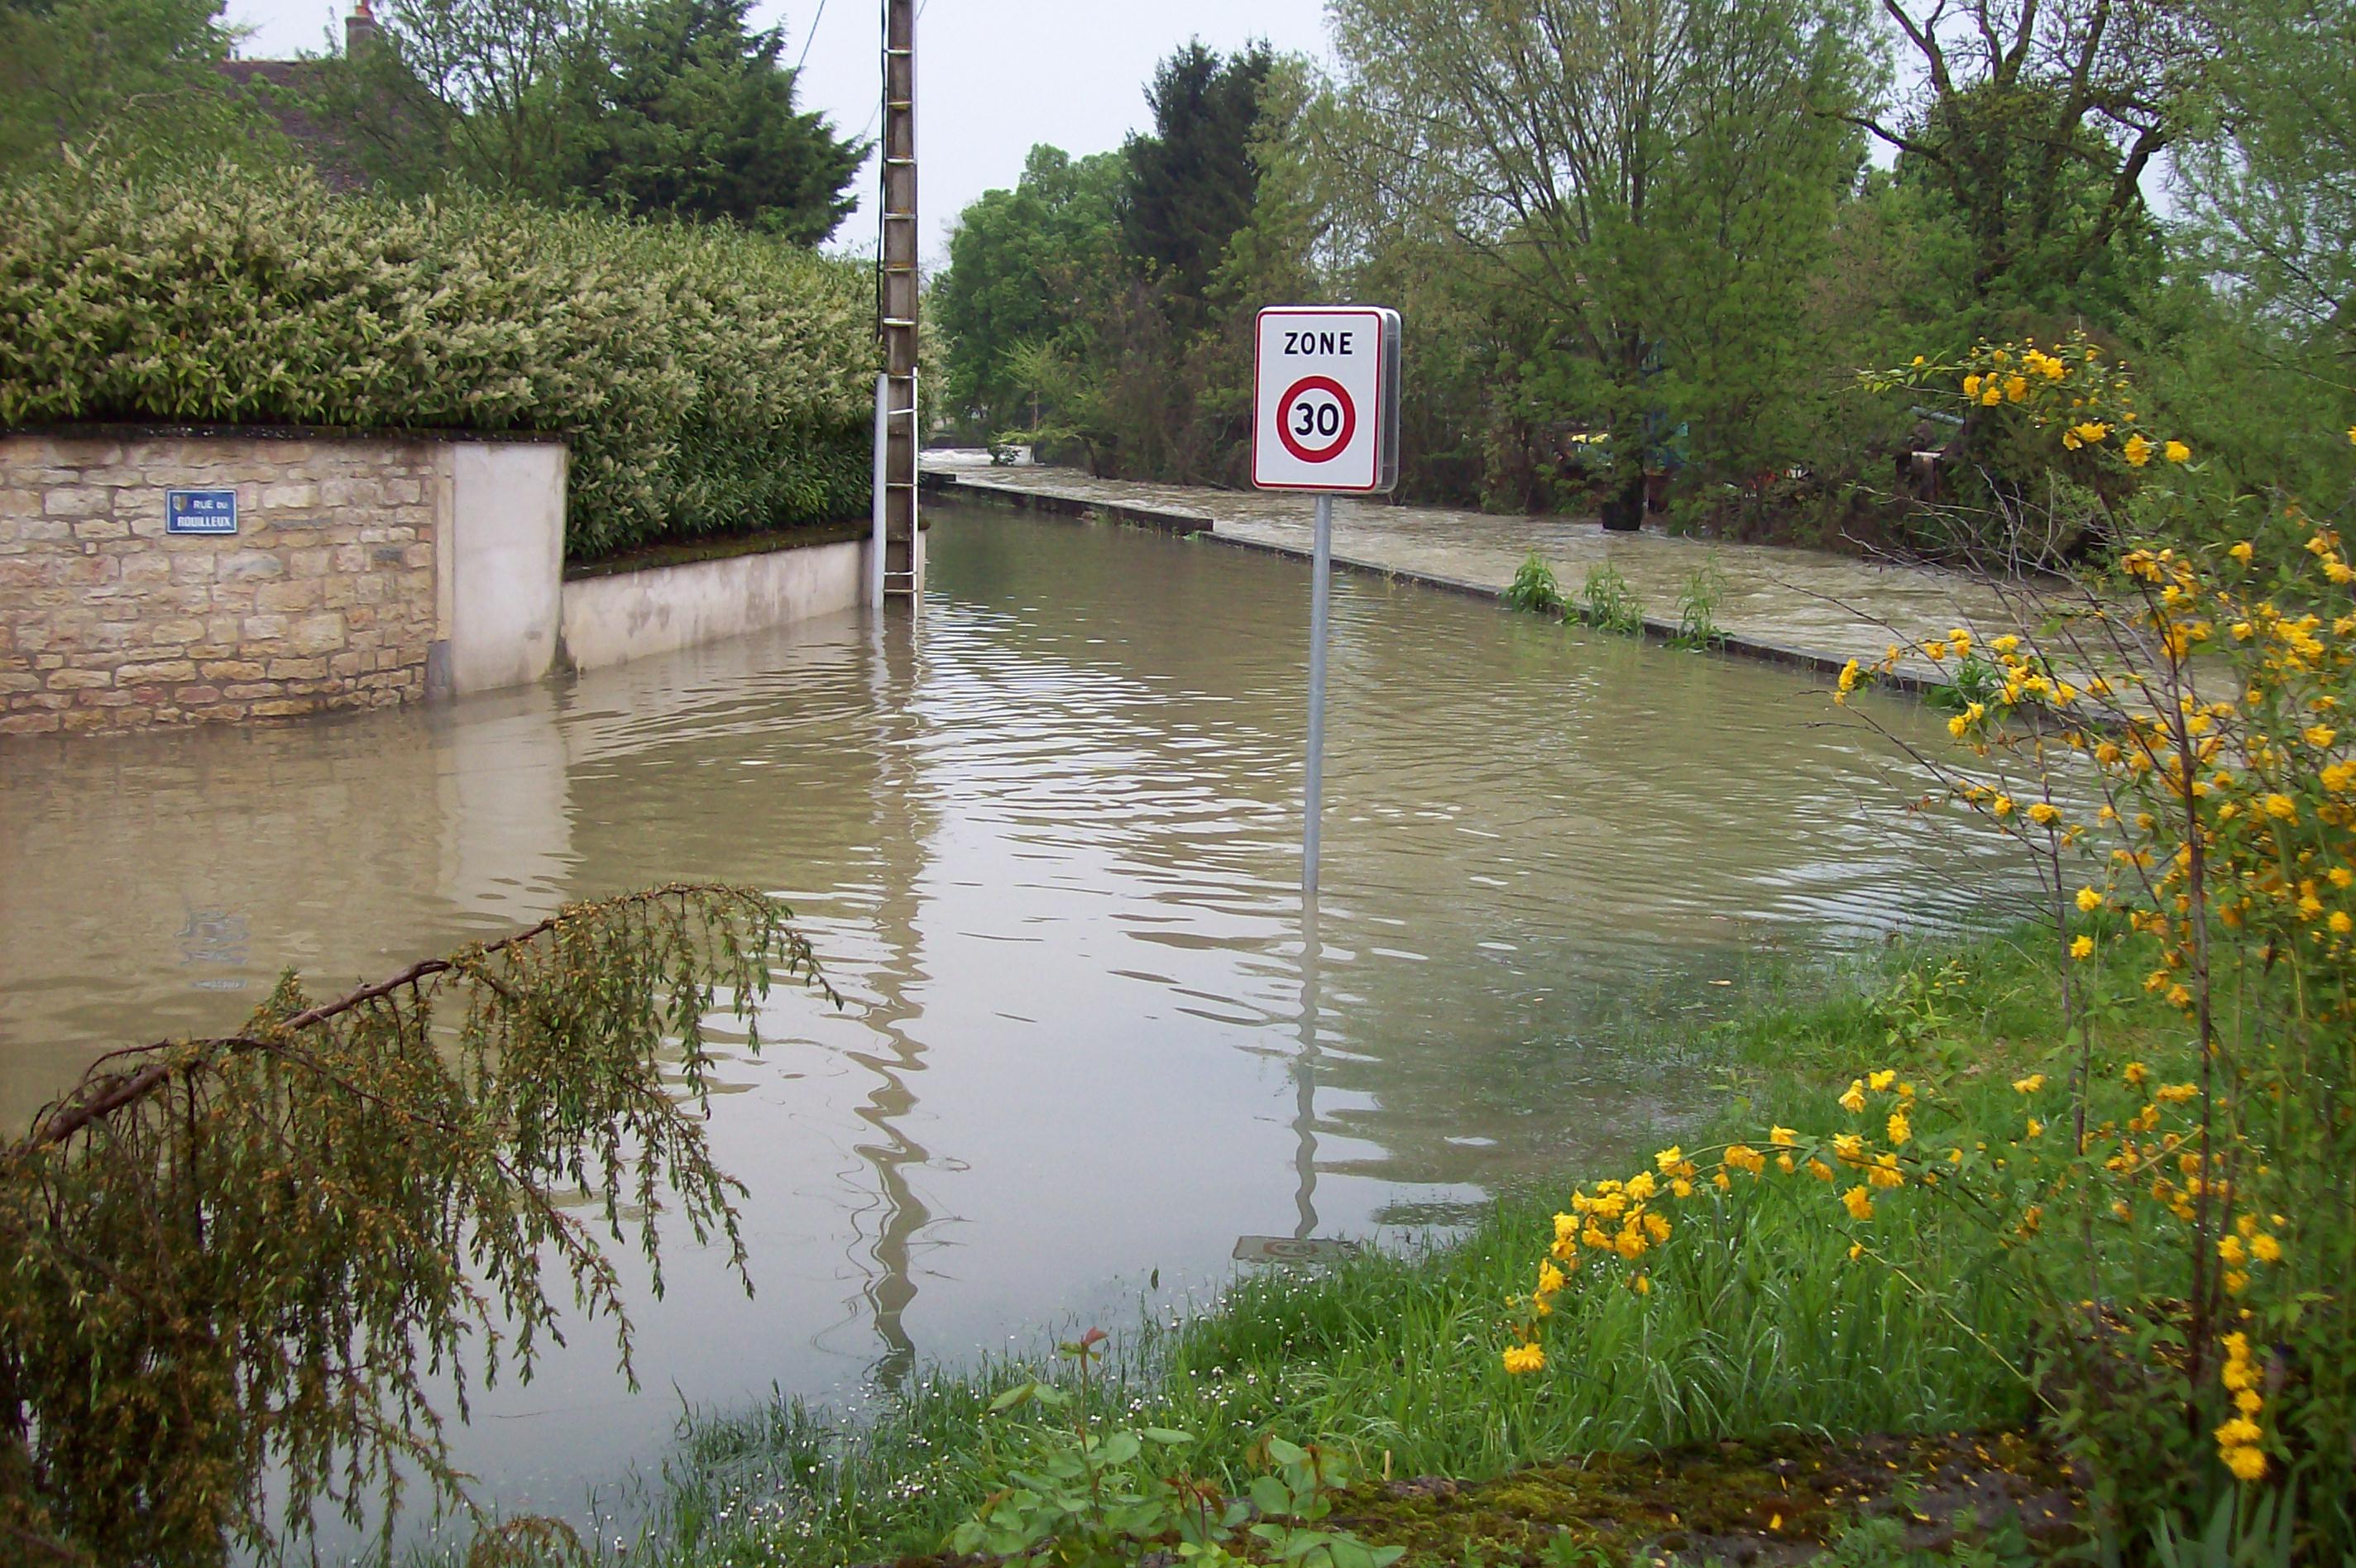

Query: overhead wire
[793,0,829,76]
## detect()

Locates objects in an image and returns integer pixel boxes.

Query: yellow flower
[1537,1260,1567,1296]
[1502,1342,1546,1374]
[2026,1116,2046,1138]
[1868,1068,1896,1091]
[2229,541,2254,566]
[2219,1234,2247,1265]
[1806,1158,1834,1182]
[2004,375,2028,402]
[2216,1417,2262,1447]
[1887,1111,1911,1145]
[2224,1445,2267,1482]
[2070,935,2095,961]
[2263,793,2299,821]
[1769,1126,1798,1147]
[2306,724,2337,748]
[2013,1073,2047,1094]
[1631,1274,1651,1296]
[2124,1062,2148,1086]
[2166,439,2191,464]
[1833,1131,1865,1165]
[2028,801,2061,826]
[2076,887,2105,913]
[2250,1233,2282,1263]
[1837,658,1860,696]
[1839,1080,1867,1114]
[1841,1185,1875,1221]
[1991,794,2015,817]
[2123,433,2153,466]
[1655,1145,1685,1172]
[1963,374,1982,397]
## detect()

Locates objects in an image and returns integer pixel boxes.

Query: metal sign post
[1302,494,1333,892]
[1251,306,1401,897]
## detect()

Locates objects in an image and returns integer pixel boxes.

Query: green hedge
[0,161,876,560]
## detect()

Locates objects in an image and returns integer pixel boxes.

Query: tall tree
[1324,0,1879,504]
[1850,0,2197,322]
[574,0,864,240]
[0,0,265,173]
[1120,41,1276,320]
[360,0,595,198]
[934,144,1125,437]
[2172,0,2356,347]
[331,0,861,238]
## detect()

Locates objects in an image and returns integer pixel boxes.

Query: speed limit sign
[1252,306,1401,494]
[1251,304,1402,900]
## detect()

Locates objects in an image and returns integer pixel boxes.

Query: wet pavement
[922,456,2031,686]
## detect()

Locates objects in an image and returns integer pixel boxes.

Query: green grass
[644,929,2185,1566]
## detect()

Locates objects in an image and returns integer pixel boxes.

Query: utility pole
[874,0,922,602]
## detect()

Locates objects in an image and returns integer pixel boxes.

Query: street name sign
[1252,306,1401,495]
[165,489,238,536]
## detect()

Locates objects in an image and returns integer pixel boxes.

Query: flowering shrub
[0,161,876,560]
[1511,347,2356,1556]
[1862,330,2191,569]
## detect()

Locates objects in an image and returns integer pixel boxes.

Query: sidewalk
[922,456,2026,691]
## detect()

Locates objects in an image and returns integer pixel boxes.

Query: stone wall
[0,432,567,736]
[1,433,439,734]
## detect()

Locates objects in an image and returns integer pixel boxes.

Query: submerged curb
[922,471,1950,701]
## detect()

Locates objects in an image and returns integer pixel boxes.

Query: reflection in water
[0,504,2043,1526]
[843,608,931,1393]
[1295,898,1323,1242]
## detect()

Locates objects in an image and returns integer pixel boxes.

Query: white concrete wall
[433,442,567,697]
[558,536,871,672]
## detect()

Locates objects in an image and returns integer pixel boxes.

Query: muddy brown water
[0,504,2034,1529]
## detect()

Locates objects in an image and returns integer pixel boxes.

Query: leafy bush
[1672,557,1726,648]
[1578,562,1644,635]
[0,160,877,560]
[1501,552,1564,614]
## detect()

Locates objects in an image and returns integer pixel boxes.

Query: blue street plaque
[165,489,238,536]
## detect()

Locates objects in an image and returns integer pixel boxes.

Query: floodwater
[0,504,2033,1530]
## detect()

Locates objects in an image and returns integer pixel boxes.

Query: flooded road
[0,503,2031,1523]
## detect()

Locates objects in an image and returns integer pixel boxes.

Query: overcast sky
[222,0,1338,261]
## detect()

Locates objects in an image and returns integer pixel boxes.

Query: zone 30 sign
[1252,306,1401,494]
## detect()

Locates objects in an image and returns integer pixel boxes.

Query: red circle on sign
[1276,375,1357,464]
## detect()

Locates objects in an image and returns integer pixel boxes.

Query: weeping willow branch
[0,882,836,1567]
